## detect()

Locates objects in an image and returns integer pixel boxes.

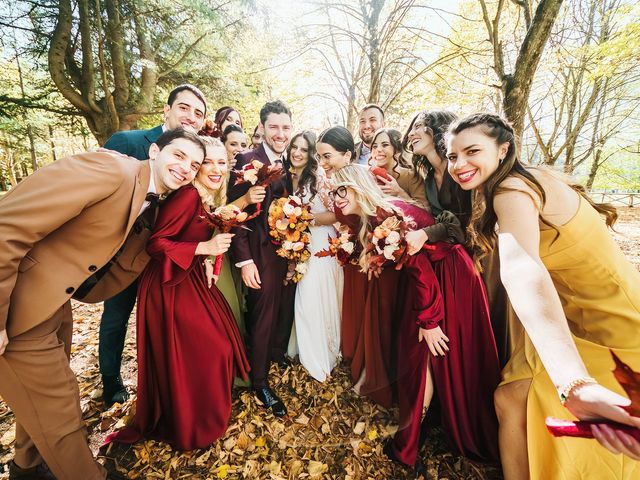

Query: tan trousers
[0,302,106,480]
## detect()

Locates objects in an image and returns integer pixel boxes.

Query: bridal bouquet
[233,159,285,215]
[315,224,359,266]
[206,203,259,233]
[546,351,640,441]
[364,208,415,277]
[268,195,313,284]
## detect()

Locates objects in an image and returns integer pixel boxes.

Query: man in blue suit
[100,84,207,407]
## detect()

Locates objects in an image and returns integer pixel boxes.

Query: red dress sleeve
[404,253,445,329]
[146,186,202,283]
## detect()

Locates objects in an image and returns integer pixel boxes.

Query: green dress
[216,253,251,387]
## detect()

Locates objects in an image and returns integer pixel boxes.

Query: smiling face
[316,142,351,178]
[224,131,248,168]
[163,90,206,132]
[407,116,434,156]
[261,112,292,155]
[334,186,361,216]
[197,144,228,191]
[370,131,396,170]
[149,137,205,194]
[289,136,310,170]
[220,110,242,132]
[446,126,509,190]
[358,107,384,146]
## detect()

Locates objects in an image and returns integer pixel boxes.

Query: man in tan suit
[0,128,205,479]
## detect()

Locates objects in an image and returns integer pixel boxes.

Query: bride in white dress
[286,131,343,381]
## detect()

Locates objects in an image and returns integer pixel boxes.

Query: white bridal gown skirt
[288,223,343,381]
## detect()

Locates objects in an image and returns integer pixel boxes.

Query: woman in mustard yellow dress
[445,113,640,479]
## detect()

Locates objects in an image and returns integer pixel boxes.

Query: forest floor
[1,207,639,480]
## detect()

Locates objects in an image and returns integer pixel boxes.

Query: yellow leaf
[308,460,328,477]
[216,464,230,479]
[255,436,266,447]
[367,429,378,441]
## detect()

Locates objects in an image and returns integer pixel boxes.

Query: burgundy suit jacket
[227,144,293,269]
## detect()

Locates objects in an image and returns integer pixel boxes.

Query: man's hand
[0,329,8,356]
[244,186,266,205]
[241,263,262,289]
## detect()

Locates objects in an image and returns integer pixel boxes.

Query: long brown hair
[447,113,617,270]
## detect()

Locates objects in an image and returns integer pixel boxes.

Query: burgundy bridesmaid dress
[335,208,368,364]
[389,202,500,466]
[107,185,249,451]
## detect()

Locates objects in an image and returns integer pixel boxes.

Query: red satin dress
[107,185,250,450]
[389,202,500,466]
[335,209,368,364]
[336,208,398,407]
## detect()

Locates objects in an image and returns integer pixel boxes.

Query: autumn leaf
[611,350,640,416]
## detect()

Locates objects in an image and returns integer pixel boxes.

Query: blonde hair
[194,136,228,211]
[332,165,405,271]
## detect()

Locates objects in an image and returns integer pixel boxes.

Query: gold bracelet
[559,377,597,405]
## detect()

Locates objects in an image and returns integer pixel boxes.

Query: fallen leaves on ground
[1,208,638,479]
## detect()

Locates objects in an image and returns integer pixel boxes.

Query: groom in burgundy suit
[228,100,295,417]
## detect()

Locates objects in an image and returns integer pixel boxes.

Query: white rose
[290,195,302,205]
[295,262,308,274]
[383,244,397,260]
[341,241,354,254]
[244,170,258,185]
[282,241,294,251]
[386,231,401,245]
[292,242,305,252]
[293,206,302,217]
[283,202,295,216]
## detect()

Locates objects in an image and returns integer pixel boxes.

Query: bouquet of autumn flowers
[268,195,313,284]
[315,224,359,266]
[364,208,415,277]
[233,159,284,215]
[205,203,259,233]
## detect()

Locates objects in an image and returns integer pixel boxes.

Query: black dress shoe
[275,356,293,369]
[8,460,56,480]
[254,387,287,417]
[102,374,129,408]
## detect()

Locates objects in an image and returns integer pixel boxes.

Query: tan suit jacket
[0,151,151,337]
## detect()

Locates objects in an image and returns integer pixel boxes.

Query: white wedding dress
[287,179,343,382]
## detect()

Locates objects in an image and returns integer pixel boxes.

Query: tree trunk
[48,125,58,163]
[501,0,564,138]
[585,148,602,190]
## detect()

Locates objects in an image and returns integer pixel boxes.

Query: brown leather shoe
[8,460,56,480]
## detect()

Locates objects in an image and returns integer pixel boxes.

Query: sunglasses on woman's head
[329,185,348,199]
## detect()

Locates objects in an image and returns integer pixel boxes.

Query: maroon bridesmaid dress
[388,202,500,466]
[107,185,249,451]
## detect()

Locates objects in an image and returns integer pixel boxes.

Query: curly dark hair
[402,110,457,177]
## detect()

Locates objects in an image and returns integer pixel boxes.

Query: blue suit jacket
[103,125,164,160]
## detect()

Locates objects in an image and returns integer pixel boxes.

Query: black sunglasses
[329,185,348,199]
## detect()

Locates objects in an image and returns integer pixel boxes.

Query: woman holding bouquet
[316,127,396,405]
[285,130,343,381]
[332,165,500,469]
[446,113,640,478]
[108,137,250,450]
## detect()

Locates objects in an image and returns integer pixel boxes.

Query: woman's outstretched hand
[565,382,640,459]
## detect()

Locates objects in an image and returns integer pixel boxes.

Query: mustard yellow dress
[501,198,640,479]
